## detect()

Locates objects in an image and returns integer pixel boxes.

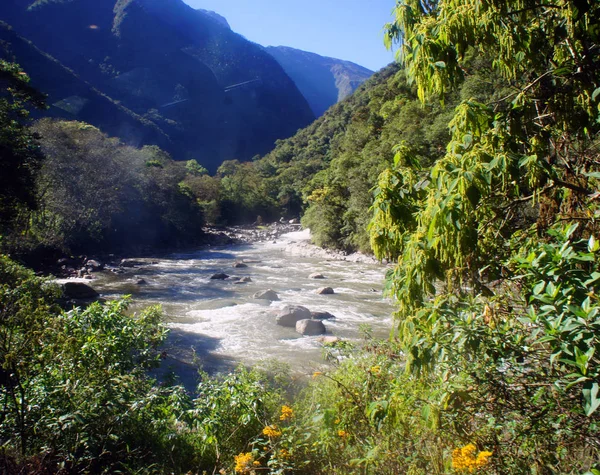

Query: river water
[88,230,396,382]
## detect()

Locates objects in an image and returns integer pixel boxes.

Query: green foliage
[363,1,600,472]
[13,119,205,254]
[192,367,286,467]
[186,159,209,177]
[216,160,280,224]
[0,255,294,473]
[0,60,45,232]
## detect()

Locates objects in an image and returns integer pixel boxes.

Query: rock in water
[232,262,248,268]
[316,287,335,295]
[253,289,279,301]
[62,282,99,299]
[309,273,325,279]
[276,305,311,327]
[318,336,339,344]
[85,259,104,271]
[296,319,326,336]
[210,273,229,280]
[311,311,336,320]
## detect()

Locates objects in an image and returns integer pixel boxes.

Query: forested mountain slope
[0,0,315,171]
[251,63,457,252]
[266,46,373,117]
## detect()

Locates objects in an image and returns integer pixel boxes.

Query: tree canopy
[0,60,45,230]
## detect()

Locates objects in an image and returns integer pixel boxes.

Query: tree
[373,0,600,317]
[0,61,46,231]
[368,1,600,470]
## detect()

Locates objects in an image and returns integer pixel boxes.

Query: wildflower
[370,365,381,374]
[280,405,294,421]
[253,460,261,466]
[234,452,254,473]
[452,443,492,472]
[337,429,348,438]
[279,448,291,459]
[263,425,282,438]
[312,371,323,378]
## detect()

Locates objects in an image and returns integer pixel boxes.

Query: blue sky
[183,0,397,71]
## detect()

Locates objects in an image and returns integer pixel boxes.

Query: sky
[182,0,398,72]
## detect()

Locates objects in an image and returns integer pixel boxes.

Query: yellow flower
[337,429,348,438]
[263,425,282,438]
[234,452,254,473]
[279,448,291,459]
[252,460,261,466]
[312,371,323,378]
[476,451,493,465]
[280,405,294,421]
[370,365,381,374]
[451,443,492,472]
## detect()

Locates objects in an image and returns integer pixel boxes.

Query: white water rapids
[87,230,396,383]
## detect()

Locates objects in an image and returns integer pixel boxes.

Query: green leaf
[583,382,600,416]
[533,281,546,295]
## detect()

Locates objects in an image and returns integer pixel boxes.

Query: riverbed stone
[85,259,103,271]
[254,289,279,301]
[316,287,335,295]
[62,282,99,299]
[318,336,340,344]
[276,305,311,327]
[309,273,326,279]
[296,319,326,336]
[210,273,229,280]
[311,311,336,320]
[232,262,248,268]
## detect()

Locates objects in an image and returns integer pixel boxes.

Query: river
[88,229,396,384]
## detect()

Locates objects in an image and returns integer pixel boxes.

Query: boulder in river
[62,282,99,299]
[311,311,336,320]
[85,259,104,272]
[254,289,279,301]
[309,273,325,279]
[296,319,326,336]
[316,287,335,295]
[276,305,311,327]
[232,262,248,268]
[210,273,229,280]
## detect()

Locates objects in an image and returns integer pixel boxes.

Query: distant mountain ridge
[196,9,230,29]
[0,0,315,171]
[266,46,374,117]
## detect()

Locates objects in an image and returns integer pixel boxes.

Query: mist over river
[87,229,395,382]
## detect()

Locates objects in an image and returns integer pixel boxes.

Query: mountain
[266,46,374,117]
[0,0,315,172]
[196,9,230,29]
